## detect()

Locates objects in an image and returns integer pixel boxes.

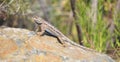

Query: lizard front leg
[35,24,46,36]
[34,23,39,33]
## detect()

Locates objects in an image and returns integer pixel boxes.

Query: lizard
[32,16,95,52]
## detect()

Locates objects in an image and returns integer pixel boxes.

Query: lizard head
[32,16,43,25]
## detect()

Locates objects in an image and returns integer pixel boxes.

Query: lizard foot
[37,32,44,36]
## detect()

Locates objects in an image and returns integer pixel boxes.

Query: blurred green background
[0,0,119,61]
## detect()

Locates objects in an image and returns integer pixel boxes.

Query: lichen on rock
[0,27,114,62]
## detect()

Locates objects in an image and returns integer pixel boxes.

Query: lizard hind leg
[44,30,65,45]
[56,37,66,47]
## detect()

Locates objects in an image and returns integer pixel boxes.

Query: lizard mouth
[34,20,42,25]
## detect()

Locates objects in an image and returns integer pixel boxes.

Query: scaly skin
[33,16,95,52]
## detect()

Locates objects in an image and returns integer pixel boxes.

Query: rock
[0,27,114,62]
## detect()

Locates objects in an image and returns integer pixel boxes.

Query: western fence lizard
[33,16,95,51]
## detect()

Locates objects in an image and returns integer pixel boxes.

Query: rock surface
[0,27,114,62]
